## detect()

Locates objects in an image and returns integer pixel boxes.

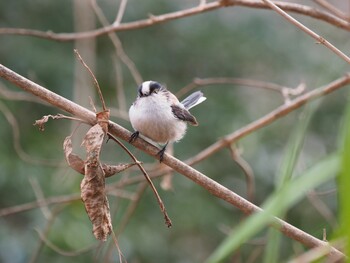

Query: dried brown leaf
[34,114,62,131]
[34,114,82,131]
[63,136,85,174]
[96,109,110,133]
[81,124,111,241]
[64,135,136,176]
[103,162,137,178]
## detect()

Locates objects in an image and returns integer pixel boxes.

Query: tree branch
[260,0,350,64]
[0,63,345,259]
[186,73,350,165]
[0,1,349,41]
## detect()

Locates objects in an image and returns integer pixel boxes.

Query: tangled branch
[0,63,347,259]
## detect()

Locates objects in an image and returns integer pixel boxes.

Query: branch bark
[0,0,349,41]
[0,63,346,259]
[260,0,350,64]
[186,73,350,165]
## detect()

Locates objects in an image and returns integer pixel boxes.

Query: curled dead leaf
[64,136,136,176]
[34,114,74,131]
[34,115,51,131]
[81,123,111,241]
[96,109,110,133]
[63,136,85,174]
[62,111,137,240]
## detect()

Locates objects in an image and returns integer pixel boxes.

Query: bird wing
[171,105,198,126]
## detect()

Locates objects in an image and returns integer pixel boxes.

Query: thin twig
[260,0,350,64]
[186,73,350,165]
[29,177,52,219]
[0,101,62,166]
[315,188,337,196]
[229,145,255,202]
[115,182,148,236]
[114,58,127,112]
[1,1,350,41]
[307,190,338,228]
[0,193,81,217]
[74,49,107,111]
[107,133,172,227]
[110,229,126,263]
[35,229,98,256]
[0,187,143,217]
[288,239,346,263]
[176,77,304,102]
[313,0,349,21]
[113,0,128,25]
[0,82,50,106]
[29,206,66,263]
[90,0,143,85]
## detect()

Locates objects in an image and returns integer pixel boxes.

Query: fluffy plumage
[129,81,206,160]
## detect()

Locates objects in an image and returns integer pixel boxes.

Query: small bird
[129,81,206,161]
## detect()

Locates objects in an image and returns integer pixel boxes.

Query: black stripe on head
[149,82,162,94]
[138,84,144,97]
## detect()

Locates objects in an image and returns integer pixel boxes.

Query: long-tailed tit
[129,81,206,161]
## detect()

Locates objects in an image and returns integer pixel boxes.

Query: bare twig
[114,58,127,112]
[0,64,346,258]
[115,182,148,236]
[35,229,98,256]
[90,0,143,85]
[315,188,337,196]
[260,0,350,64]
[288,239,346,263]
[1,1,350,41]
[0,187,142,218]
[107,133,172,227]
[176,77,304,102]
[29,206,66,263]
[110,229,126,263]
[29,177,52,219]
[0,193,81,217]
[0,100,62,166]
[0,82,50,106]
[74,49,107,111]
[229,145,255,202]
[313,0,349,21]
[307,190,338,228]
[113,0,128,25]
[186,73,350,165]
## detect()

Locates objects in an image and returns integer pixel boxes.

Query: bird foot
[129,131,139,143]
[157,143,168,162]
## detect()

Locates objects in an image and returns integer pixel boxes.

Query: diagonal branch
[186,73,350,165]
[0,63,346,259]
[260,0,350,64]
[0,1,349,41]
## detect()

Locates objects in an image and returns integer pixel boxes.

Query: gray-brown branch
[0,1,349,41]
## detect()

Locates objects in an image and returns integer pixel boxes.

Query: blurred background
[0,0,349,262]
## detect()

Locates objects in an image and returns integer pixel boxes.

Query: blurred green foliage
[0,1,349,262]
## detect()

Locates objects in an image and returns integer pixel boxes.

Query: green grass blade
[337,98,350,255]
[205,153,339,263]
[264,102,320,263]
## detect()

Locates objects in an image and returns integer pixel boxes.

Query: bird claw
[129,131,139,143]
[157,143,168,163]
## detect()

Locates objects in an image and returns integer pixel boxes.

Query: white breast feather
[129,93,187,144]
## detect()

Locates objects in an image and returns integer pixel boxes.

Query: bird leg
[157,142,168,162]
[129,131,139,143]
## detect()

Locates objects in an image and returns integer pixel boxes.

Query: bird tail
[181,91,207,110]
